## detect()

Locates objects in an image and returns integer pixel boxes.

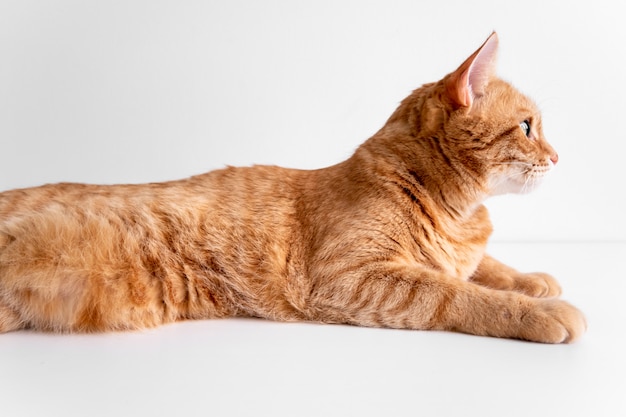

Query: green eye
[520,120,531,137]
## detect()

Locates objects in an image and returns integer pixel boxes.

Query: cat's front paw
[513,272,561,298]
[518,299,586,344]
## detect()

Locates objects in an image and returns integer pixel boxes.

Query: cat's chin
[488,175,545,196]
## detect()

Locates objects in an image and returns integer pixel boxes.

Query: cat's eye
[520,120,531,138]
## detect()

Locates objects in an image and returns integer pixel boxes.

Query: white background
[1,2,625,417]
[1,0,624,241]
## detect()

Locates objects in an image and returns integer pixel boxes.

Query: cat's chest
[427,234,486,279]
[402,205,491,280]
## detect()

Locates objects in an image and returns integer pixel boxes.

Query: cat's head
[388,32,558,197]
[446,32,558,195]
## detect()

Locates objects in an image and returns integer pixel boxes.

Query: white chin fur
[488,176,526,195]
[488,163,552,196]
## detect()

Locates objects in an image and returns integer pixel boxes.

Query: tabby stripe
[347,275,371,308]
[437,189,462,218]
[467,139,488,151]
[352,269,401,312]
[381,232,402,250]
[431,137,469,182]
[426,288,454,330]
[401,186,419,204]
[350,275,413,321]
[180,269,191,306]
[370,312,385,327]
[386,282,419,316]
[500,125,519,138]
[397,182,437,230]
[429,136,453,167]
[373,281,397,312]
[408,170,426,188]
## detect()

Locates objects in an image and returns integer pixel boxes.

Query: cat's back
[0,164,302,219]
[0,165,308,267]
[180,165,308,267]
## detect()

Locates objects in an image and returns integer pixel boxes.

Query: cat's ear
[445,32,499,108]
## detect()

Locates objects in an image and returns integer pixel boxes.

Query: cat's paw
[518,299,586,344]
[513,272,561,298]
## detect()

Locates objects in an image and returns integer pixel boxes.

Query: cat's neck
[353,123,489,219]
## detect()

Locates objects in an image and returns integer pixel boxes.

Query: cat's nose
[550,153,559,165]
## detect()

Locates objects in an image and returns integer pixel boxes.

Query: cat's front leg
[469,254,561,298]
[308,263,585,343]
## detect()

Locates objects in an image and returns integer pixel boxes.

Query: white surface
[0,0,624,241]
[1,242,624,417]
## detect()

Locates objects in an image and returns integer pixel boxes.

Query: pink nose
[550,153,559,165]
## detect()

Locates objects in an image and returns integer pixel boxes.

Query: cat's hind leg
[0,234,27,332]
[0,222,90,333]
[0,300,26,332]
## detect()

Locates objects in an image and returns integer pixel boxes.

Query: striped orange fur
[0,33,585,342]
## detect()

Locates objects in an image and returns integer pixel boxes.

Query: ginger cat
[0,33,586,343]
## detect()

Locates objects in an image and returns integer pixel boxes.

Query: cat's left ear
[445,32,499,109]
